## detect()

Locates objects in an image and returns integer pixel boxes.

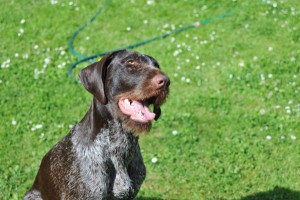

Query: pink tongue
[118,99,156,123]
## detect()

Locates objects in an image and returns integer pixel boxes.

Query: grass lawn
[1,0,300,199]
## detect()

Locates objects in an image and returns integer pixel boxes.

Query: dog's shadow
[240,186,300,200]
[136,186,300,200]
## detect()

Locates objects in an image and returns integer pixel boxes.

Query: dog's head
[79,49,170,134]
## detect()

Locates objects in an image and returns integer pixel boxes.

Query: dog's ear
[78,52,117,104]
[154,105,161,120]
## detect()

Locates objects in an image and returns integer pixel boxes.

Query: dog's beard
[122,117,152,136]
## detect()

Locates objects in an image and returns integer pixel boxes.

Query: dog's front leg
[109,132,136,199]
[110,155,133,199]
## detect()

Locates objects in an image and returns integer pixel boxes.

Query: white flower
[238,61,245,67]
[291,135,297,140]
[233,51,239,57]
[126,27,131,32]
[268,47,273,51]
[163,23,169,29]
[18,28,25,36]
[35,124,43,129]
[171,24,175,30]
[1,59,10,68]
[50,0,58,4]
[44,57,50,64]
[173,50,180,57]
[34,68,45,79]
[12,119,17,126]
[33,45,39,50]
[172,130,178,136]
[201,5,207,11]
[20,19,26,24]
[147,0,154,5]
[31,124,43,131]
[266,135,272,140]
[22,54,29,59]
[200,40,208,45]
[285,106,291,114]
[151,157,158,163]
[259,109,266,115]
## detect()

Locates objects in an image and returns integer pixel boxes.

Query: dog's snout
[153,74,170,89]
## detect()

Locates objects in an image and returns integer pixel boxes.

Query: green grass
[1,0,300,199]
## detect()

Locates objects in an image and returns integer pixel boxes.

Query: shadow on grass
[135,197,163,200]
[240,186,300,200]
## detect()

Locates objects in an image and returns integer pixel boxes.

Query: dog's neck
[79,97,113,141]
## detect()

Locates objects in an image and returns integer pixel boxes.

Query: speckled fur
[24,121,145,200]
[24,50,169,200]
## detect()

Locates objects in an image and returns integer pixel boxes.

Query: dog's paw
[23,189,43,200]
[113,173,134,199]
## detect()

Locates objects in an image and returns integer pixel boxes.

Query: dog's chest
[71,121,139,196]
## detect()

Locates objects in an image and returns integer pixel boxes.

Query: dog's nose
[154,74,170,89]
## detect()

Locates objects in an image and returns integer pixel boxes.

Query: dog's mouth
[118,98,156,123]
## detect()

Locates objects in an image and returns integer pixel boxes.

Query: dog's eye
[125,59,141,72]
[126,59,136,65]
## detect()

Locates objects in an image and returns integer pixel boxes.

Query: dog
[23,49,170,200]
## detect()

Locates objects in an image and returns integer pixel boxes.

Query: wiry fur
[24,50,169,200]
